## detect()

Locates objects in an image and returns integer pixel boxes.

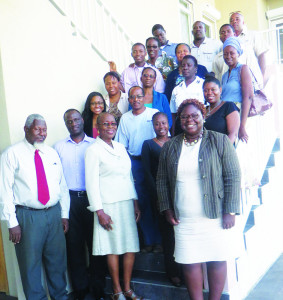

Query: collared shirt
[54,135,95,191]
[170,76,205,113]
[120,62,165,94]
[0,139,70,228]
[191,37,222,72]
[115,107,159,156]
[159,41,178,62]
[104,92,129,114]
[85,137,137,212]
[237,27,268,89]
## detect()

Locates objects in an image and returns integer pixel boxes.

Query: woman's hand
[238,125,248,143]
[134,200,141,223]
[164,209,180,226]
[222,213,236,229]
[96,209,113,231]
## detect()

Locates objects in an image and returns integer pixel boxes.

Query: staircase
[49,0,133,71]
[105,252,229,300]
[102,137,282,300]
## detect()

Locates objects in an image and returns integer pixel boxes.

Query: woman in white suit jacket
[85,112,143,300]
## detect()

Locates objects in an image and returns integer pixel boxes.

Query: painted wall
[0,0,109,152]
[215,0,269,31]
[101,0,182,45]
[267,0,283,10]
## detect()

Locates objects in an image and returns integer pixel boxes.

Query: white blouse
[85,137,137,212]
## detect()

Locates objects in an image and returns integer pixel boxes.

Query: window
[179,0,194,44]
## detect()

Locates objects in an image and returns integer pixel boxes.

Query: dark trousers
[131,158,161,246]
[158,215,181,278]
[66,193,106,298]
[15,203,68,300]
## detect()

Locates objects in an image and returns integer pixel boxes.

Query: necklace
[206,101,222,118]
[155,137,168,146]
[183,131,203,147]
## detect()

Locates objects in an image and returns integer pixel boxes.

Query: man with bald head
[0,114,70,299]
[55,109,106,300]
[190,21,222,72]
[230,12,268,88]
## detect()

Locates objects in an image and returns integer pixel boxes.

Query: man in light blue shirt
[115,86,161,252]
[54,109,106,300]
[152,24,178,63]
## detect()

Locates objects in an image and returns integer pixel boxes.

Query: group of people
[0,12,268,300]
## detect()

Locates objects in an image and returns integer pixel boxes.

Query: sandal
[111,291,127,300]
[124,289,144,300]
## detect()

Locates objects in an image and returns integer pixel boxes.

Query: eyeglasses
[91,101,104,106]
[180,113,200,121]
[146,45,158,49]
[129,95,143,100]
[142,74,156,79]
[98,122,117,127]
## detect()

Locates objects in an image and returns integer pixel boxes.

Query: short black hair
[63,109,81,121]
[152,111,168,123]
[175,43,191,55]
[142,67,157,78]
[182,55,198,67]
[219,24,235,34]
[128,86,145,97]
[203,73,221,89]
[103,71,120,82]
[145,37,161,47]
[132,43,146,51]
[152,24,165,34]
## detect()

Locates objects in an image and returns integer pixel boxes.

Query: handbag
[248,89,272,117]
[248,69,272,117]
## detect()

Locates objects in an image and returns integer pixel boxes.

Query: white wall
[0,0,109,150]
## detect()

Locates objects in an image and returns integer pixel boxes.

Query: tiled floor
[245,253,283,300]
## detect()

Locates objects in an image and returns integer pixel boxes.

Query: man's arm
[0,149,22,243]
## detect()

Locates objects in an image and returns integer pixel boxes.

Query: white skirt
[174,141,239,264]
[92,199,140,255]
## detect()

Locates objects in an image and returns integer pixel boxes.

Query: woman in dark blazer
[156,99,241,300]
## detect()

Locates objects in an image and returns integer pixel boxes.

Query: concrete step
[134,252,165,273]
[104,269,230,300]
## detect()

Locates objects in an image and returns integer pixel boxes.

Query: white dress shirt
[170,76,205,113]
[115,107,159,156]
[191,37,222,72]
[85,137,137,212]
[104,92,129,114]
[0,139,70,228]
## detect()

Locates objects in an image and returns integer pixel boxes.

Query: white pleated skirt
[92,199,140,255]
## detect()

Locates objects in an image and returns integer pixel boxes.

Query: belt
[130,155,142,160]
[69,190,87,197]
[16,205,53,211]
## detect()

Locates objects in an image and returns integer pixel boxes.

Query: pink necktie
[34,149,50,205]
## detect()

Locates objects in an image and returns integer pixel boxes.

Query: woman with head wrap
[221,36,253,143]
